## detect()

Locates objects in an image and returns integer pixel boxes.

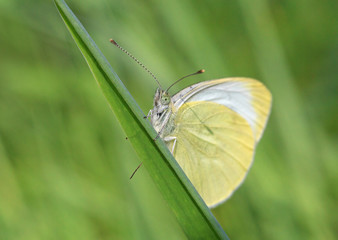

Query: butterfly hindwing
[166,101,255,207]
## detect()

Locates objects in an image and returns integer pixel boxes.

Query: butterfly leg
[144,110,152,119]
[163,136,177,154]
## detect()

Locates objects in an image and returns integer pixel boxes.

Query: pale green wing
[166,101,255,207]
[172,78,272,142]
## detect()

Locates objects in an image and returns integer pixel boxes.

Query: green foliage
[0,0,336,239]
[53,0,228,239]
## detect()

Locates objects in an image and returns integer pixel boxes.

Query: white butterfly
[111,40,272,208]
[148,75,272,207]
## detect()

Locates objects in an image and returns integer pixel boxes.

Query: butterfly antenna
[110,39,162,89]
[165,69,205,93]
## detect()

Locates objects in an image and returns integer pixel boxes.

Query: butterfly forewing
[172,78,272,142]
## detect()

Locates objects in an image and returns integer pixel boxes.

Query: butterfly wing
[172,78,272,142]
[166,101,255,207]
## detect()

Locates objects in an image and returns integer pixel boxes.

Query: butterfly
[147,74,272,208]
[111,39,272,208]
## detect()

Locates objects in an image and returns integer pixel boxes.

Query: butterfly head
[153,88,171,107]
[151,88,173,132]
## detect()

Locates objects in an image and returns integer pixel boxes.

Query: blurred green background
[0,0,337,239]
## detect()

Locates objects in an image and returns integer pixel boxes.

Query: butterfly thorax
[150,88,176,137]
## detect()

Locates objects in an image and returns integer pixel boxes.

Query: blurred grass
[0,0,337,239]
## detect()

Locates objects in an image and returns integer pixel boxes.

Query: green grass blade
[53,0,228,239]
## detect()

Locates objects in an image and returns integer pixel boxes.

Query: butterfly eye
[161,96,170,104]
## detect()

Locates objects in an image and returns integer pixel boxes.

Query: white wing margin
[172,78,272,142]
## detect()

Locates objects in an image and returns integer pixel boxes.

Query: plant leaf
[54,0,228,239]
